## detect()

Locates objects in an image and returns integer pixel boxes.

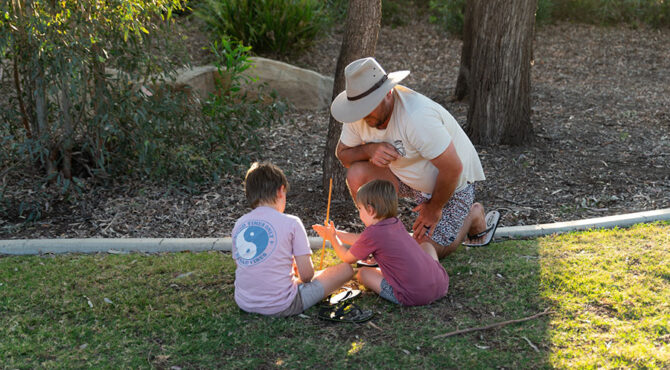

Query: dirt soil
[1,13,669,239]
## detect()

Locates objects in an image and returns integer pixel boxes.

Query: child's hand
[312,220,337,241]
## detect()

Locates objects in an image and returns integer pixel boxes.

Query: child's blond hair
[244,162,289,208]
[356,179,398,219]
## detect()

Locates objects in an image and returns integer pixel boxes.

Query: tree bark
[322,0,382,199]
[454,0,474,101]
[463,0,536,145]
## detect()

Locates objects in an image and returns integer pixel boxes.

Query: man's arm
[412,142,463,239]
[336,141,400,168]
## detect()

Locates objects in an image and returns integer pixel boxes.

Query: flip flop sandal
[320,287,361,306]
[317,301,374,323]
[462,210,500,247]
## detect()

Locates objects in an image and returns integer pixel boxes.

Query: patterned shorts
[379,278,401,305]
[398,182,476,247]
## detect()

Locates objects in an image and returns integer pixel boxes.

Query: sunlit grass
[0,222,667,367]
[539,223,670,368]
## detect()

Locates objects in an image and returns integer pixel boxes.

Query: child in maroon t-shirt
[313,179,448,306]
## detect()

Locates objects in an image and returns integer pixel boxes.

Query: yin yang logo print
[233,220,278,266]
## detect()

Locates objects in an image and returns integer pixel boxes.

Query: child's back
[233,206,311,315]
[233,162,354,317]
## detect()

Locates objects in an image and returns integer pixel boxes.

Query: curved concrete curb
[494,208,670,239]
[1,208,668,255]
[0,237,331,256]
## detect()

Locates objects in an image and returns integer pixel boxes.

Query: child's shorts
[272,280,324,317]
[379,278,401,305]
[398,181,475,247]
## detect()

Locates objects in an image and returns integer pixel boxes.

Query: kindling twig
[318,178,333,270]
[432,308,553,339]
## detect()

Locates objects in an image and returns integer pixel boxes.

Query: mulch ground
[1,13,669,239]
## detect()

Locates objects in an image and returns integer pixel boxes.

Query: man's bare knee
[433,240,460,259]
[346,162,373,199]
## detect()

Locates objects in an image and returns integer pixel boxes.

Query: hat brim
[330,70,410,124]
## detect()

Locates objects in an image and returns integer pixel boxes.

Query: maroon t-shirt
[349,217,449,306]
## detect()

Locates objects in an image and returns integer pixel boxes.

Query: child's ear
[365,204,377,218]
[277,185,286,198]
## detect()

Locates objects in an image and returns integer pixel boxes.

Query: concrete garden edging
[1,208,668,255]
[104,57,334,110]
[173,57,333,109]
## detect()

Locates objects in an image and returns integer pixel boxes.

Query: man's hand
[412,201,442,240]
[367,142,400,168]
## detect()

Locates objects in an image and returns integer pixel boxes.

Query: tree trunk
[454,0,474,101]
[463,0,536,145]
[323,0,382,199]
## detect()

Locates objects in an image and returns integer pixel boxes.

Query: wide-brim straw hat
[331,57,409,123]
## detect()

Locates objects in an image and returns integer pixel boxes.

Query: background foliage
[429,0,670,37]
[2,0,668,223]
[194,0,331,56]
[0,0,284,221]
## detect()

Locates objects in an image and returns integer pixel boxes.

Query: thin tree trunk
[34,69,58,178]
[59,85,74,180]
[12,55,31,138]
[323,0,382,199]
[91,43,107,167]
[465,0,536,145]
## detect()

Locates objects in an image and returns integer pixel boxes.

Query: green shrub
[324,0,349,23]
[428,0,670,35]
[383,0,412,27]
[428,0,554,36]
[194,0,330,56]
[0,1,286,221]
[0,0,185,186]
[536,0,555,26]
[88,38,286,184]
[429,0,465,36]
[551,0,670,27]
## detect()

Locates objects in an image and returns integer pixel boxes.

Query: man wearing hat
[330,57,499,258]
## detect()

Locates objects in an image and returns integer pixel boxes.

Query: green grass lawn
[1,223,668,368]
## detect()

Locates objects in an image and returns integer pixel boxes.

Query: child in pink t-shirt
[313,179,448,306]
[232,162,354,317]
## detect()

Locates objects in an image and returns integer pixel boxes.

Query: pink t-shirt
[349,217,449,306]
[231,206,312,315]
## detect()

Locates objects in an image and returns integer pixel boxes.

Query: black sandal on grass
[317,301,374,323]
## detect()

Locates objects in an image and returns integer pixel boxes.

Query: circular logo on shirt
[233,220,277,266]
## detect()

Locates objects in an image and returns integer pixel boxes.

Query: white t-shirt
[340,85,485,194]
[232,206,312,315]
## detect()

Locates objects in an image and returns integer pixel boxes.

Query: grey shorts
[272,280,325,317]
[379,278,401,305]
[398,182,476,247]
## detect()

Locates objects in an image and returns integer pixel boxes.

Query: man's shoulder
[395,86,445,118]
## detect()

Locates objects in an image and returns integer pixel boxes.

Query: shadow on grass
[0,241,551,368]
